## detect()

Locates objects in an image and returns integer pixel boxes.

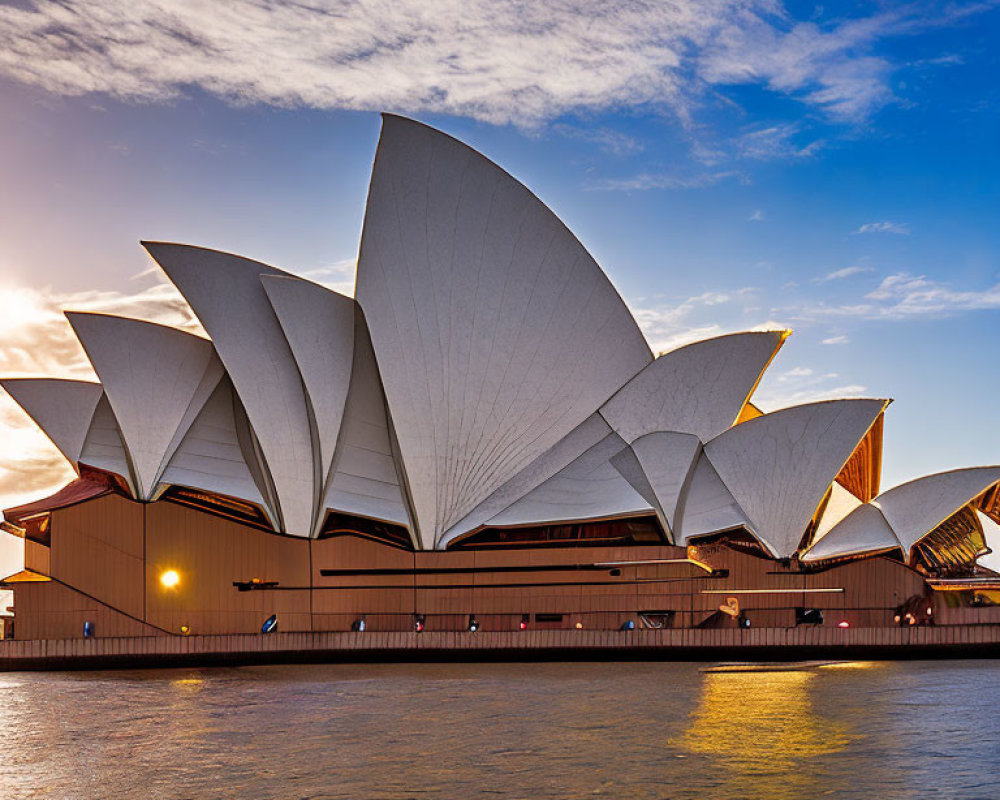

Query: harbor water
[1,660,998,799]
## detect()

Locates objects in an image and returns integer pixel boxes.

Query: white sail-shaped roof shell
[487,434,651,528]
[802,469,1000,562]
[143,243,316,537]
[703,399,888,557]
[674,453,751,544]
[801,502,899,562]
[152,355,225,500]
[812,481,863,546]
[79,394,136,494]
[874,467,1000,554]
[261,275,355,490]
[1,378,103,466]
[612,431,702,538]
[158,376,271,518]
[600,331,787,444]
[356,114,652,547]
[321,309,412,533]
[439,413,614,547]
[65,312,220,500]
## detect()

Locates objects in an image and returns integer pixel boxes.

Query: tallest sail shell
[356,115,652,547]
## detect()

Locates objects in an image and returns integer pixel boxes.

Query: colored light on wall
[160,569,180,588]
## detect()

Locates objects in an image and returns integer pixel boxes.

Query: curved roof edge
[874,466,1000,556]
[704,397,890,557]
[800,502,898,562]
[142,241,317,537]
[261,275,356,490]
[1,378,104,466]
[64,311,219,500]
[356,114,652,544]
[600,330,789,444]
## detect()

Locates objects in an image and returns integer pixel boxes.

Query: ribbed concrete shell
[152,355,225,500]
[703,399,888,557]
[143,243,315,536]
[79,394,135,495]
[321,309,411,532]
[612,431,702,538]
[600,331,787,444]
[356,115,652,547]
[65,313,219,500]
[874,467,1000,554]
[261,276,355,493]
[674,452,751,544]
[812,481,863,546]
[0,378,103,466]
[439,414,614,548]
[801,467,1000,562]
[158,376,271,517]
[801,503,898,562]
[487,434,651,528]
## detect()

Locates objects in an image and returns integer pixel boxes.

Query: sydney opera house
[2,115,1000,654]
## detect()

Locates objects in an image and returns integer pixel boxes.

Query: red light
[519,621,527,630]
[838,621,850,628]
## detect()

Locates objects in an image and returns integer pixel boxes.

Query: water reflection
[677,668,853,799]
[0,661,998,799]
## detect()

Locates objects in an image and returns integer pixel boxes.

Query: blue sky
[0,0,999,511]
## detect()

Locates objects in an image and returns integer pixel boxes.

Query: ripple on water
[0,660,998,800]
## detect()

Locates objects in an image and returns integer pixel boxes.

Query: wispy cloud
[296,257,357,297]
[855,221,911,235]
[0,1,989,127]
[734,123,823,161]
[629,287,766,353]
[816,265,874,282]
[748,209,766,222]
[787,272,1000,321]
[552,125,643,157]
[821,334,850,345]
[754,365,868,409]
[592,170,745,192]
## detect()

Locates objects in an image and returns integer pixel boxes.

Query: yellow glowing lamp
[180,625,190,635]
[160,569,180,588]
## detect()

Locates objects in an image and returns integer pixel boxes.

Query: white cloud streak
[788,272,1000,322]
[816,265,873,282]
[592,169,745,192]
[855,221,911,235]
[754,366,868,410]
[629,287,770,353]
[0,1,987,127]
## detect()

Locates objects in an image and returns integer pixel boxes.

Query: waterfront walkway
[3,625,1000,669]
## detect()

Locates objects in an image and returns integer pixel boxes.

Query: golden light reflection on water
[676,668,854,799]
[818,660,881,671]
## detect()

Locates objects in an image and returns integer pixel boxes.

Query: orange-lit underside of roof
[835,412,884,502]
[977,483,1000,526]
[1,570,50,584]
[912,504,987,574]
[735,401,764,425]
